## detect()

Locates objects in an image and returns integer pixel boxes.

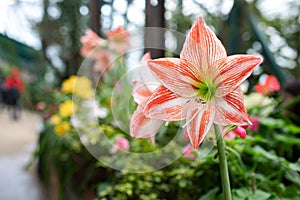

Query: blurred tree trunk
[225,0,248,54]
[88,0,102,36]
[39,0,62,81]
[36,0,84,83]
[61,0,82,79]
[144,0,165,59]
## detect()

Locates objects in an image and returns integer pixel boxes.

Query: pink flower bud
[234,126,247,139]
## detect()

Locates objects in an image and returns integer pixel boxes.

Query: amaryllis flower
[80,29,106,59]
[130,53,164,140]
[144,17,263,148]
[107,26,130,54]
[255,75,280,95]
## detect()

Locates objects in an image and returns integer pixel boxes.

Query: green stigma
[196,80,217,102]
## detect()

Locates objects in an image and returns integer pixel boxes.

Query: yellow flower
[61,75,77,94]
[50,115,61,125]
[54,122,71,136]
[73,76,94,99]
[61,75,94,99]
[59,100,77,117]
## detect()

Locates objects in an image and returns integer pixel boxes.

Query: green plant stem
[214,123,232,200]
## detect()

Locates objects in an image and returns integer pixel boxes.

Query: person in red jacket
[4,67,24,120]
[5,67,24,93]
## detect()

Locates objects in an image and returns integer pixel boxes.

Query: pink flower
[255,75,280,95]
[36,101,46,111]
[80,29,106,59]
[144,17,262,148]
[107,26,130,54]
[222,129,236,140]
[234,126,247,138]
[183,144,197,160]
[93,50,114,74]
[111,137,130,153]
[249,116,259,131]
[130,53,164,140]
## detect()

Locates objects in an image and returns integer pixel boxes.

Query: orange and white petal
[214,87,250,126]
[216,55,263,97]
[181,17,227,72]
[148,58,199,98]
[141,52,151,66]
[143,86,190,121]
[130,105,163,138]
[140,53,160,93]
[132,80,152,105]
[186,102,215,149]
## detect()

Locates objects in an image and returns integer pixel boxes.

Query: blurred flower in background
[111,137,130,153]
[255,75,280,95]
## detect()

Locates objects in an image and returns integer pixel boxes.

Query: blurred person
[0,74,7,108]
[4,67,24,120]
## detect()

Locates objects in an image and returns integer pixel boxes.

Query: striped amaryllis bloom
[144,17,263,148]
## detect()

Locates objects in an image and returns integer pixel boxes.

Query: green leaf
[285,124,300,134]
[179,179,188,188]
[274,134,300,145]
[232,188,273,200]
[259,118,285,128]
[253,190,273,200]
[198,187,219,200]
[289,159,300,172]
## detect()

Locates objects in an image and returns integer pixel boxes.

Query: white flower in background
[83,99,108,119]
[71,116,83,128]
[94,107,108,119]
[244,93,271,109]
[244,92,275,117]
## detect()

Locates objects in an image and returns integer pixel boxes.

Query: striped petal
[216,55,263,97]
[140,52,160,93]
[130,105,163,138]
[148,58,199,98]
[143,86,189,121]
[186,102,215,149]
[132,80,152,105]
[181,17,227,73]
[214,87,250,126]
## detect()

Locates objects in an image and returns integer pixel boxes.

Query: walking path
[0,109,46,200]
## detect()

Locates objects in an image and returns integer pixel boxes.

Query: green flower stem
[214,123,232,200]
